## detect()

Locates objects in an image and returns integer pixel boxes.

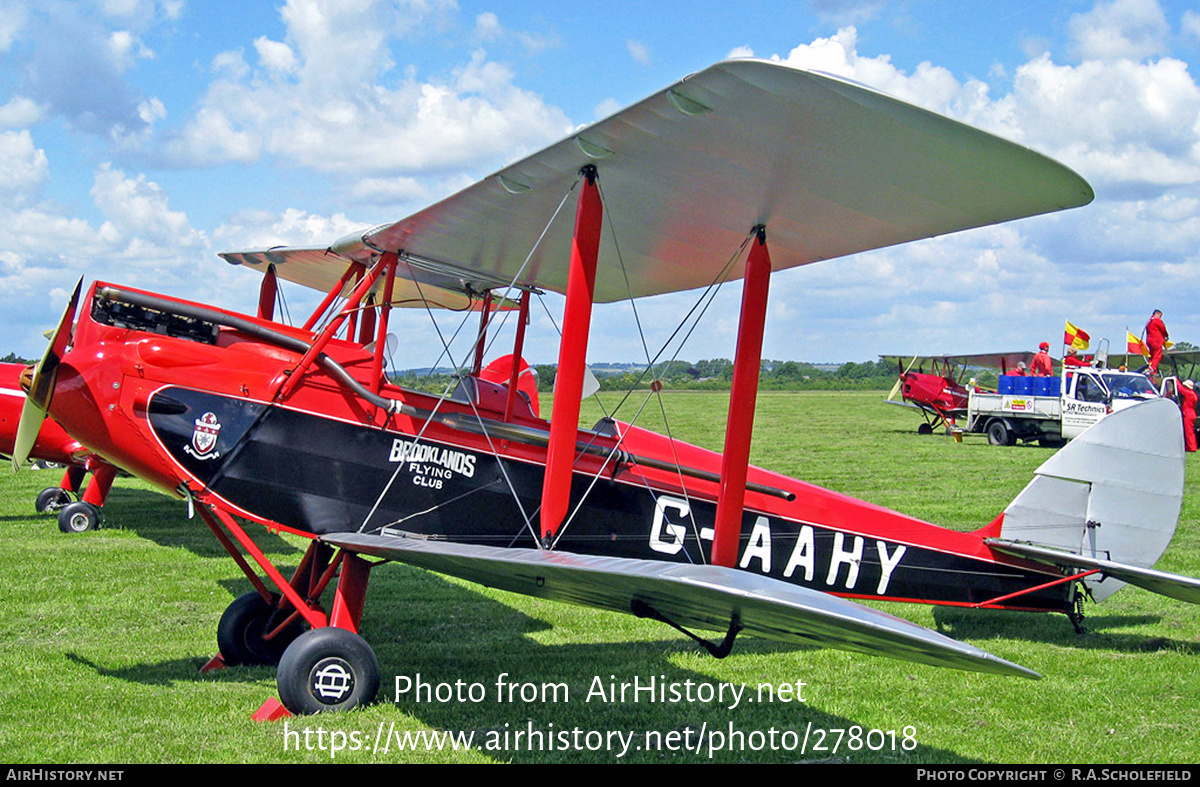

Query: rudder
[998,398,1185,602]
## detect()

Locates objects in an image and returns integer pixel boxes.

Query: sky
[2,0,1200,368]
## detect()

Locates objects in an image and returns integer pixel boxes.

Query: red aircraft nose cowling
[47,352,181,495]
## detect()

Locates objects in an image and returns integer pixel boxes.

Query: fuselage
[48,281,1073,614]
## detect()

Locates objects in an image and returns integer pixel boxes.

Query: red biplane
[13,60,1200,716]
[1,362,120,532]
[882,352,1037,434]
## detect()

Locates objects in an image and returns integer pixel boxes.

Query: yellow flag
[1127,331,1149,356]
[1064,320,1090,350]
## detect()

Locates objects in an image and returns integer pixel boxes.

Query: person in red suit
[1031,342,1054,376]
[1062,348,1089,367]
[1145,310,1169,375]
[1181,380,1197,453]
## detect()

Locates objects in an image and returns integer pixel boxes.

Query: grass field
[1,390,1197,764]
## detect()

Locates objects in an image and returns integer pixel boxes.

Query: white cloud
[1068,0,1170,61]
[107,29,154,70]
[718,15,1200,361]
[214,207,363,252]
[0,130,47,197]
[90,163,202,248]
[627,39,651,66]
[999,55,1200,192]
[810,0,887,26]
[100,0,182,20]
[254,37,298,75]
[0,1,26,51]
[773,25,1200,198]
[470,10,560,55]
[473,11,502,42]
[0,97,44,128]
[168,1,572,176]
[1184,10,1200,41]
[17,3,161,139]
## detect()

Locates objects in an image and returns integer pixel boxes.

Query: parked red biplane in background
[1110,346,1200,382]
[13,60,1200,718]
[1,363,119,532]
[882,352,1035,433]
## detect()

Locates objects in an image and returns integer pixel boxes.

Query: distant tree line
[391,358,901,394]
[532,358,900,392]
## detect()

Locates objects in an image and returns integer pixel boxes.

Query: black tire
[217,591,299,667]
[986,420,1011,447]
[277,627,380,715]
[57,501,100,533]
[36,487,72,513]
[917,423,933,435]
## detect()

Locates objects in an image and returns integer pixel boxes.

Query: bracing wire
[356,179,581,544]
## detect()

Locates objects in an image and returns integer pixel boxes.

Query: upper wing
[1109,348,1200,373]
[220,245,512,311]
[223,59,1093,304]
[880,352,1036,371]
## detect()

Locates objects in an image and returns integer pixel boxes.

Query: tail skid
[996,398,1189,603]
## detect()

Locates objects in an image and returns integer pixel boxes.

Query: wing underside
[324,531,1037,679]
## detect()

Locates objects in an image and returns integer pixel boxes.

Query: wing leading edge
[324,531,1037,679]
[223,59,1093,305]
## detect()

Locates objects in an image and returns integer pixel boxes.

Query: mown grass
[0,390,1197,764]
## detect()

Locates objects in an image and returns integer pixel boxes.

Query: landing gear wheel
[277,627,380,715]
[217,591,300,667]
[917,423,933,435]
[57,501,100,533]
[986,420,1012,447]
[36,487,72,513]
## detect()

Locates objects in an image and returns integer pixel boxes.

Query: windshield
[1101,373,1158,398]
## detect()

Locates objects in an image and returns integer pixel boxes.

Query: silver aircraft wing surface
[222,59,1092,305]
[324,531,1038,679]
[880,352,1037,372]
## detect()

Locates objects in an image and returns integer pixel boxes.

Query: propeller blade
[10,396,44,469]
[12,278,83,470]
[887,354,921,402]
[887,376,904,402]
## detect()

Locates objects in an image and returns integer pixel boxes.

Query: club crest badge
[185,412,222,460]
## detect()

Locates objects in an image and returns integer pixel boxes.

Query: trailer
[967,367,1160,446]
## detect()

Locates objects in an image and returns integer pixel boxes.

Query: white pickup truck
[966,366,1160,446]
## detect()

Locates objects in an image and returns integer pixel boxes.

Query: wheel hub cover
[309,657,355,705]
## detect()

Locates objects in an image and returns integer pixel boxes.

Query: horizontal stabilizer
[324,531,1037,679]
[986,539,1200,605]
